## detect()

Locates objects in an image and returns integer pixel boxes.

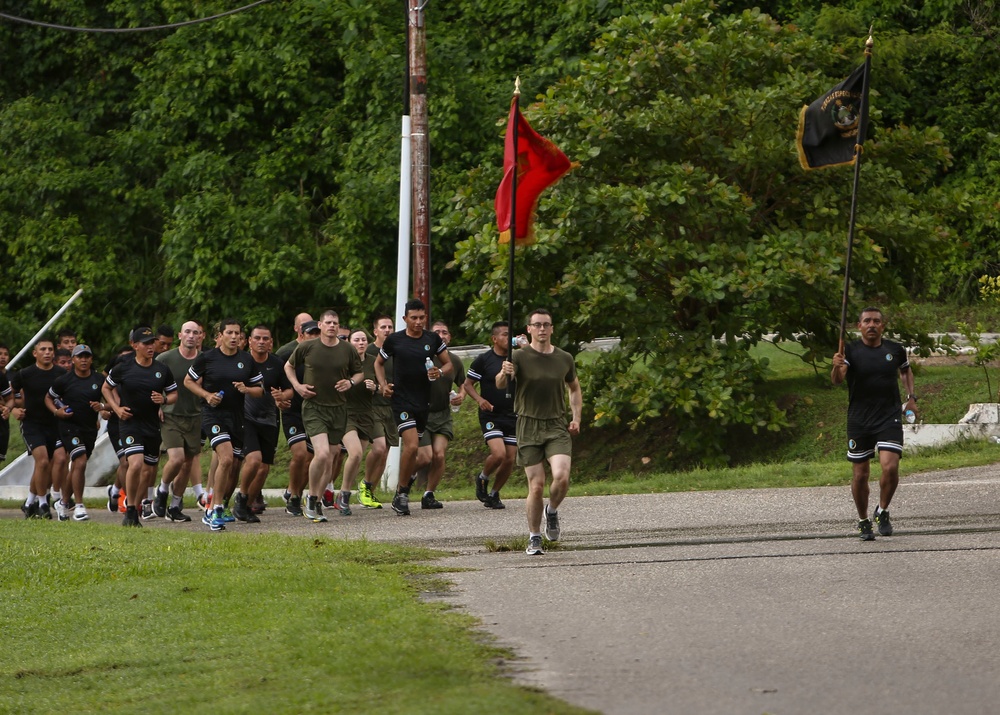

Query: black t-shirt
[0,371,10,401]
[188,348,263,415]
[844,338,909,432]
[245,354,291,426]
[50,370,106,428]
[379,330,446,412]
[106,356,178,423]
[467,349,514,417]
[10,364,65,428]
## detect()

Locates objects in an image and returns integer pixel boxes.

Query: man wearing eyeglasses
[497,309,582,556]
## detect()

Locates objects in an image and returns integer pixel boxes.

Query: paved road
[5,465,1000,714]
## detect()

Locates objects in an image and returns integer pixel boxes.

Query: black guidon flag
[796,64,868,170]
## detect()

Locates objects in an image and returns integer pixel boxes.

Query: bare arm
[566,377,582,436]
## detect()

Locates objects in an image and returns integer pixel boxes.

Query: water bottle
[904,408,916,424]
[54,397,72,415]
[214,389,225,406]
[515,336,528,348]
[425,357,437,381]
[449,389,460,413]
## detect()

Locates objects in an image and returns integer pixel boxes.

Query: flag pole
[837,30,874,354]
[506,77,520,397]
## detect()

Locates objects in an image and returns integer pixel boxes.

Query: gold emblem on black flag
[796,64,868,170]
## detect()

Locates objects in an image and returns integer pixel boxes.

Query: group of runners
[1,302,583,553]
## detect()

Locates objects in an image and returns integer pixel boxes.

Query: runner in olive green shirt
[285,310,363,522]
[498,309,582,556]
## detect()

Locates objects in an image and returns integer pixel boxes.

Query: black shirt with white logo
[106,356,177,423]
[10,365,65,428]
[245,354,291,426]
[467,349,514,417]
[379,330,445,412]
[188,348,263,415]
[49,371,106,428]
[844,338,909,432]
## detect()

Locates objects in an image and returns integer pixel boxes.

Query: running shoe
[285,495,303,517]
[141,499,156,520]
[544,505,560,542]
[475,475,489,503]
[858,518,875,541]
[153,489,168,518]
[197,493,208,510]
[38,499,53,520]
[166,506,192,523]
[357,481,382,509]
[221,507,236,523]
[251,496,267,515]
[53,499,69,522]
[336,491,352,517]
[420,492,443,510]
[232,493,250,522]
[391,491,410,516]
[107,486,119,513]
[73,504,90,522]
[322,489,336,508]
[122,506,142,528]
[525,535,544,555]
[873,508,893,536]
[245,509,260,524]
[282,490,292,508]
[21,501,38,519]
[304,498,327,523]
[484,493,505,510]
[202,507,226,532]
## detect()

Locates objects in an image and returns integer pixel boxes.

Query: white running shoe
[73,504,90,522]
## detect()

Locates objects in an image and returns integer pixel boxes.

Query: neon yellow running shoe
[357,481,383,509]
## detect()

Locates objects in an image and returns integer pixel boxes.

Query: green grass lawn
[0,522,592,715]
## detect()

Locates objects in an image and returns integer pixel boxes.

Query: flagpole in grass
[507,78,520,361]
[837,31,873,353]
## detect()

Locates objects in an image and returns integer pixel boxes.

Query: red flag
[494,98,572,245]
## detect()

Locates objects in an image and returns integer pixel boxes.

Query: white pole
[384,114,412,491]
[8,289,84,369]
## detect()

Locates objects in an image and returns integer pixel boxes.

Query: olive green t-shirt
[155,348,201,417]
[346,351,377,414]
[367,342,393,407]
[428,352,465,412]
[288,339,363,407]
[511,346,577,420]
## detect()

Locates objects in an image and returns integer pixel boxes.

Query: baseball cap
[130,327,156,344]
[71,344,93,357]
[301,320,320,334]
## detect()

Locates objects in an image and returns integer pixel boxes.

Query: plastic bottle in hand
[214,389,225,406]
[902,404,916,424]
[449,389,460,413]
[425,357,437,381]
[54,397,72,415]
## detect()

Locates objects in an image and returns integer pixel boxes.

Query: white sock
[158,481,170,494]
[171,495,182,509]
[193,484,204,497]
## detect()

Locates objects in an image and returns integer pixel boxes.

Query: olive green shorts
[418,408,454,446]
[371,404,400,447]
[346,407,376,443]
[301,402,347,445]
[160,413,202,457]
[515,416,572,467]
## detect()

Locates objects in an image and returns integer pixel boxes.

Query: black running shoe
[166,506,192,523]
[420,492,443,509]
[245,510,261,524]
[107,486,120,513]
[873,508,893,536]
[285,495,303,517]
[122,506,142,528]
[858,518,875,541]
[141,499,156,520]
[38,499,53,520]
[232,493,250,522]
[21,501,38,519]
[391,492,411,516]
[484,493,506,510]
[153,490,168,518]
[475,475,488,503]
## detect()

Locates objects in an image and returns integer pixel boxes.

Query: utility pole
[408,0,431,314]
